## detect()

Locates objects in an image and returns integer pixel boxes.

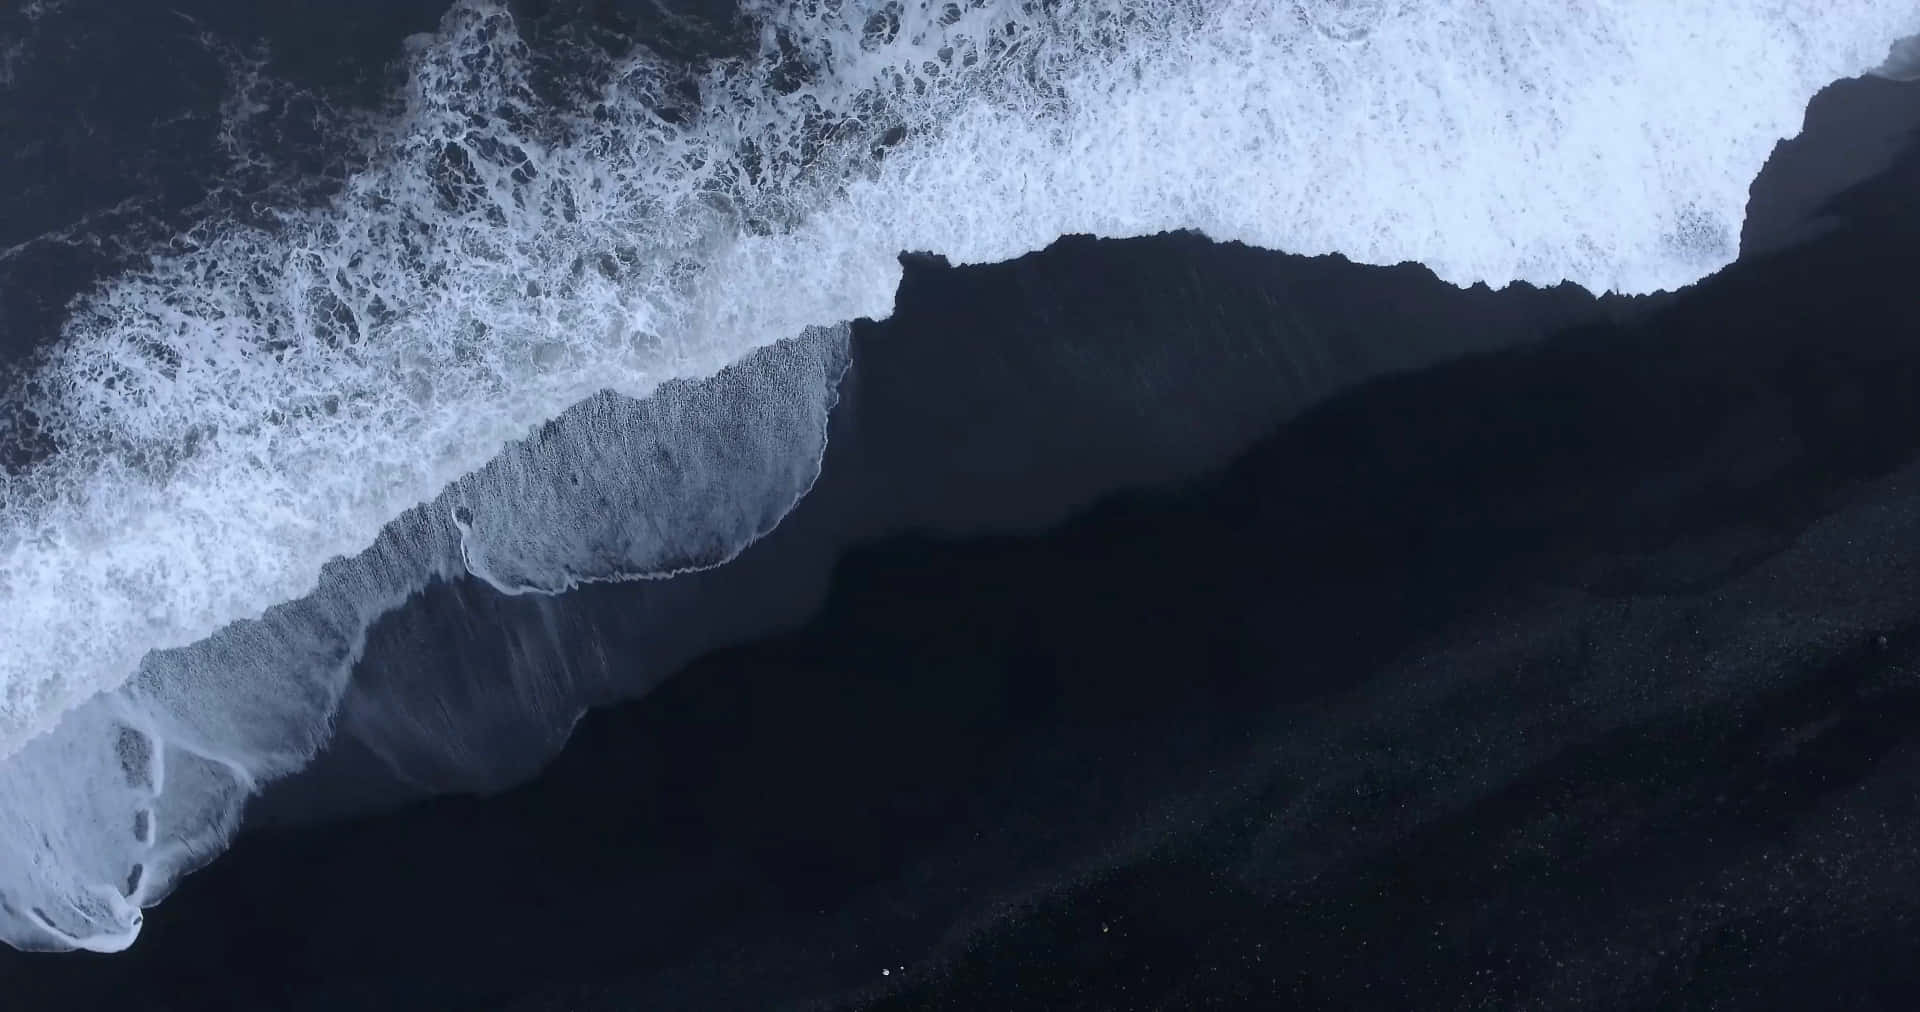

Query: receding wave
[1,0,1913,951]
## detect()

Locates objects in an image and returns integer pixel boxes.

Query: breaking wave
[0,0,1913,951]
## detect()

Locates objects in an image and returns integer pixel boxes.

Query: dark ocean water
[6,2,1920,1010]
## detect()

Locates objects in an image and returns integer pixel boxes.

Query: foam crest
[454,328,846,594]
[0,325,846,951]
[1,0,1914,950]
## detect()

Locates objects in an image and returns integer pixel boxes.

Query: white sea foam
[0,325,847,951]
[1,0,1913,951]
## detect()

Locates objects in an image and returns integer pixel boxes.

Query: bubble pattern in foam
[0,0,1914,951]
